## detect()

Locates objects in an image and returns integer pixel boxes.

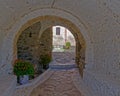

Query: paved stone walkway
[30,69,83,96]
[13,51,84,96]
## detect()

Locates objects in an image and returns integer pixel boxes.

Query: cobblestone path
[30,69,83,96]
[13,51,83,96]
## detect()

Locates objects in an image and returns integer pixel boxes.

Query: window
[56,27,60,35]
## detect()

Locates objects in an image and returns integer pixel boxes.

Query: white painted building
[52,26,75,47]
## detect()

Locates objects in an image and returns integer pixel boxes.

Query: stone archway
[1,8,94,77]
[14,16,86,76]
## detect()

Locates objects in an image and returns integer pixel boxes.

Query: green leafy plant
[13,60,34,76]
[65,42,71,49]
[39,54,51,69]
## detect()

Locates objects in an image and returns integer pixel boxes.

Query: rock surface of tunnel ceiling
[16,16,86,76]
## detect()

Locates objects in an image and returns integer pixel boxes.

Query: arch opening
[15,16,86,77]
[52,25,76,64]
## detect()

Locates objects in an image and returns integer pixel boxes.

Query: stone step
[49,64,78,70]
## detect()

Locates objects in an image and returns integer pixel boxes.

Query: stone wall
[17,22,41,64]
[17,22,52,70]
[38,28,52,59]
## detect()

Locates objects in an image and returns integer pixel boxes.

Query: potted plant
[39,54,51,69]
[13,60,34,85]
[65,42,71,49]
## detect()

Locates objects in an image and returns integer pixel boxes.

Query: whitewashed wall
[0,0,120,96]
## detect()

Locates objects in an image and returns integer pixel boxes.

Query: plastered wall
[0,0,120,95]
